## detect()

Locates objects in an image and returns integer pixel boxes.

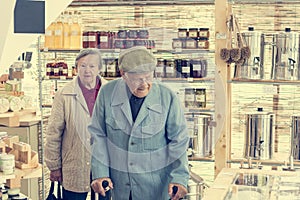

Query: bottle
[63,11,71,49]
[70,11,82,49]
[54,13,64,49]
[44,22,56,49]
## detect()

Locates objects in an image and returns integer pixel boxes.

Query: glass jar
[181,59,191,78]
[199,28,210,39]
[184,88,195,108]
[99,31,109,49]
[165,59,176,78]
[178,28,188,38]
[125,40,135,49]
[195,88,206,108]
[138,30,149,39]
[82,32,89,48]
[114,40,125,49]
[128,30,138,39]
[117,30,127,39]
[175,59,182,78]
[105,58,117,77]
[189,28,198,38]
[186,38,197,49]
[197,38,209,49]
[191,59,202,78]
[87,31,98,48]
[155,58,165,78]
[172,39,182,49]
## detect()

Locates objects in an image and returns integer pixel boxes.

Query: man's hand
[50,169,62,182]
[91,177,113,197]
[168,183,188,200]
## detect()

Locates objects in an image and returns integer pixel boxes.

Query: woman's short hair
[75,48,103,70]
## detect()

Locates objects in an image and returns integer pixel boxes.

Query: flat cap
[118,46,157,73]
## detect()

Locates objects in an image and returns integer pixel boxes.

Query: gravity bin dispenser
[272,28,300,80]
[244,108,275,160]
[235,27,265,79]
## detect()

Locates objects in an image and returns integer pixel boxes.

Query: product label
[195,94,205,102]
[107,65,116,72]
[198,41,206,48]
[186,41,196,48]
[88,35,96,41]
[199,32,208,37]
[189,32,198,38]
[45,30,53,36]
[182,67,190,73]
[193,64,201,71]
[155,67,164,73]
[55,30,62,36]
[166,67,174,73]
[185,94,194,101]
[100,36,108,42]
[82,36,89,41]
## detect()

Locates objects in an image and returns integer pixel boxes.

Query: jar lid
[199,28,209,31]
[178,28,188,31]
[189,28,198,31]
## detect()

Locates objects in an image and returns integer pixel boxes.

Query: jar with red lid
[46,62,54,76]
[82,32,89,48]
[178,28,188,38]
[134,39,145,47]
[88,31,98,48]
[99,31,109,49]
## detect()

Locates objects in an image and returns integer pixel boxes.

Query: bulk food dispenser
[244,108,275,160]
[272,28,300,80]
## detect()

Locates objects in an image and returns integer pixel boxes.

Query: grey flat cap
[118,46,157,73]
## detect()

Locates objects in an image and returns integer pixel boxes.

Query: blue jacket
[88,78,189,200]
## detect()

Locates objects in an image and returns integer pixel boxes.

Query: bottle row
[178,28,210,39]
[44,11,82,50]
[46,61,76,77]
[184,88,206,108]
[82,31,155,49]
[102,58,208,79]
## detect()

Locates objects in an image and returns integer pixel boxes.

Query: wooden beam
[214,0,231,177]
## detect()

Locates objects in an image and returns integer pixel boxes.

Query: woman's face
[122,71,154,98]
[77,54,100,87]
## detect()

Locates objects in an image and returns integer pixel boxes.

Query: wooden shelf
[230,78,300,85]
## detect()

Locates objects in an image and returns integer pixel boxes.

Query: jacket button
[130,142,135,145]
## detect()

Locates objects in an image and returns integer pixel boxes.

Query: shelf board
[230,78,300,85]
[40,48,81,53]
[189,156,215,162]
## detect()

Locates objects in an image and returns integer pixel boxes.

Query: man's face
[122,71,154,98]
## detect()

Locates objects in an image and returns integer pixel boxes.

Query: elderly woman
[45,48,107,200]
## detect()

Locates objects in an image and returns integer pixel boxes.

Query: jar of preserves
[105,58,117,77]
[184,88,194,108]
[185,38,197,49]
[46,62,54,76]
[82,32,89,48]
[178,28,188,38]
[172,39,182,49]
[191,59,202,78]
[88,31,98,48]
[199,28,210,39]
[117,30,127,39]
[99,31,109,49]
[188,28,198,38]
[125,40,135,49]
[165,59,176,78]
[197,38,209,49]
[181,59,191,78]
[138,30,149,39]
[195,88,206,108]
[114,40,125,49]
[128,30,138,39]
[155,58,165,78]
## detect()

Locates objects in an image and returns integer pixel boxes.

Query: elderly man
[89,46,189,200]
